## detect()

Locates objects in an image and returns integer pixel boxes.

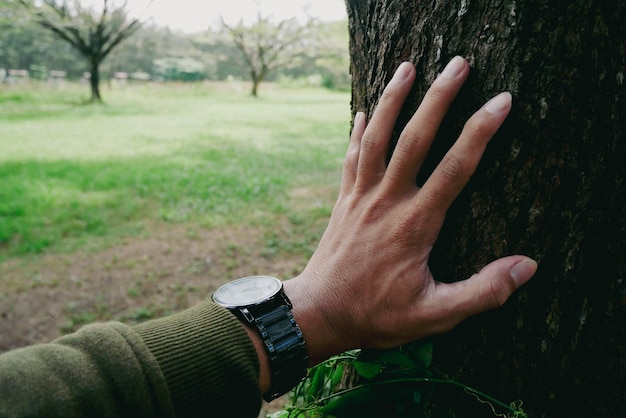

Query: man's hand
[284,56,537,366]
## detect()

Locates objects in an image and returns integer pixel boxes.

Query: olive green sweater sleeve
[0,302,261,418]
[134,301,262,417]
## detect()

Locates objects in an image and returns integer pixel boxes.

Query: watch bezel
[212,275,283,309]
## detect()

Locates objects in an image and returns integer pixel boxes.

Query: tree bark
[89,58,102,102]
[346,1,625,417]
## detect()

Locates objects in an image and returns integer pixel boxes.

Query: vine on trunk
[271,342,527,418]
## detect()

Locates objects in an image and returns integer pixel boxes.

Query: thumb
[435,256,537,328]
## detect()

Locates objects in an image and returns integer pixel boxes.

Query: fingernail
[484,92,512,114]
[392,62,413,82]
[354,112,364,125]
[509,257,538,286]
[439,56,465,79]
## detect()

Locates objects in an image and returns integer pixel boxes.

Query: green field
[1,82,350,356]
[0,82,351,259]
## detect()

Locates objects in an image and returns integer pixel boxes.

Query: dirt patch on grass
[0,222,310,352]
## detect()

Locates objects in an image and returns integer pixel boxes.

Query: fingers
[385,56,470,189]
[355,62,416,189]
[431,256,538,332]
[417,92,512,229]
[339,112,366,197]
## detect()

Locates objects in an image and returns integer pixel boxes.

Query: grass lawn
[0,81,351,259]
[0,81,350,354]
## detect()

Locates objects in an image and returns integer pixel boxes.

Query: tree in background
[336,0,624,417]
[222,12,309,97]
[17,0,142,101]
[1,2,350,90]
[0,0,19,71]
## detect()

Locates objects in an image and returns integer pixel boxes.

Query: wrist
[213,276,308,401]
[283,273,352,367]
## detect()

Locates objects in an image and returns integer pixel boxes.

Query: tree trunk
[250,66,267,97]
[89,58,102,102]
[251,77,260,97]
[346,1,625,417]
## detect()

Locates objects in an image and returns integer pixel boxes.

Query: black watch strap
[256,305,308,401]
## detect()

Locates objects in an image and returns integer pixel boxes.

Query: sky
[101,0,348,33]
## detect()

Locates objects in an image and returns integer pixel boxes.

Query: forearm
[0,302,263,418]
[135,301,262,416]
[0,323,174,418]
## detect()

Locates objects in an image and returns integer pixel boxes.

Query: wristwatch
[212,275,308,401]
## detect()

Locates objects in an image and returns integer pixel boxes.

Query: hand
[284,56,537,365]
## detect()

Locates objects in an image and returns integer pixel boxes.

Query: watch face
[213,276,282,307]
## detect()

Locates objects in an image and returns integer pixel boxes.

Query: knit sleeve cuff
[134,301,261,417]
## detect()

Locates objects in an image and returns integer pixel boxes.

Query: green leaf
[307,366,328,399]
[330,363,345,388]
[352,361,382,379]
[319,387,376,415]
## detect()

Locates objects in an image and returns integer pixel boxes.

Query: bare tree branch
[15,0,143,101]
[222,10,309,96]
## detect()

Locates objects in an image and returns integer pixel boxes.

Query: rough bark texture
[346,1,625,417]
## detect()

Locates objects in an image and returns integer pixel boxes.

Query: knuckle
[485,277,512,309]
[359,132,378,154]
[424,84,446,103]
[397,124,425,150]
[360,196,389,224]
[463,114,494,140]
[439,154,463,180]
[377,88,400,110]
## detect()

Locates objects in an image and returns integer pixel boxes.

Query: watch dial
[213,276,282,307]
